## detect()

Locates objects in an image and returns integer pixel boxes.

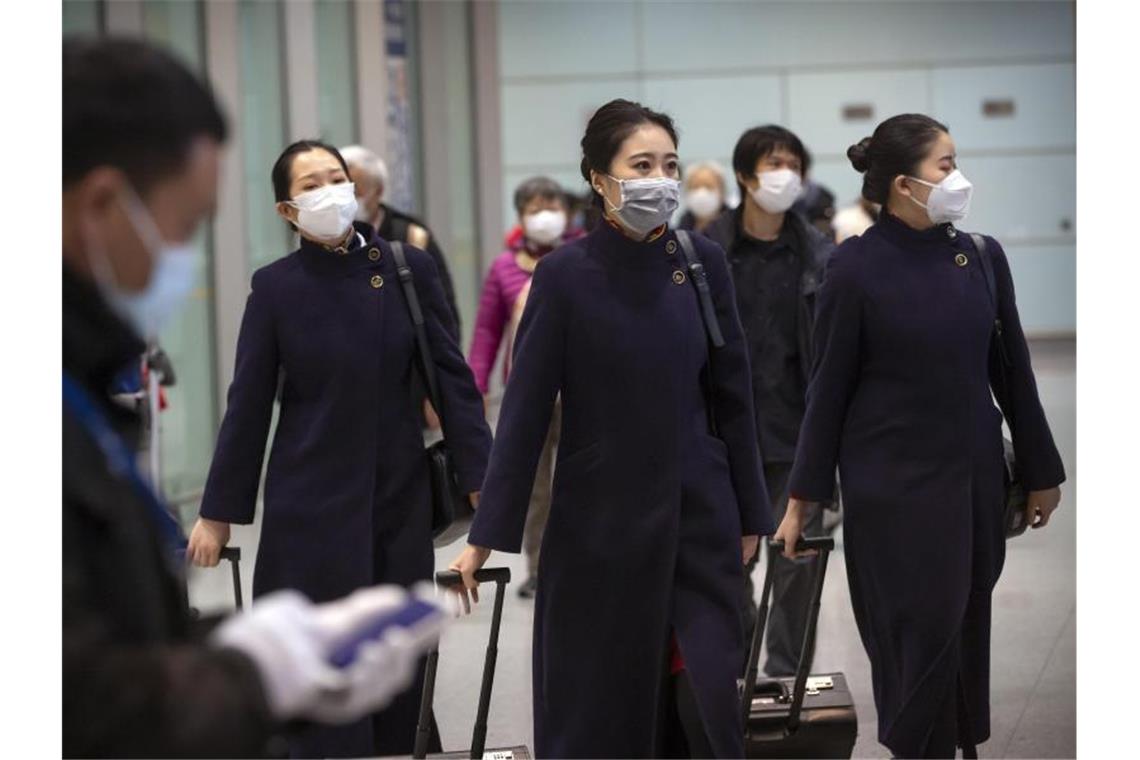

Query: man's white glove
[209,584,447,724]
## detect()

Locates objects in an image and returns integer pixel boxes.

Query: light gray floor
[187,339,1075,759]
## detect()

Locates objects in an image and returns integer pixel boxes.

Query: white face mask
[685,187,722,219]
[603,175,681,238]
[88,184,198,340]
[523,209,567,246]
[907,169,973,224]
[290,182,358,240]
[750,168,802,214]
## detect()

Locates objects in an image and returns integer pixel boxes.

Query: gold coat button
[672,269,686,285]
[370,274,384,289]
[665,240,678,254]
[954,253,969,267]
[368,247,381,262]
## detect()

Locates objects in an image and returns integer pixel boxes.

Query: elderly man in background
[341,144,462,339]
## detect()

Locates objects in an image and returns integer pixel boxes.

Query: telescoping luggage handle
[414,568,512,760]
[180,546,244,612]
[741,536,834,735]
[218,547,243,609]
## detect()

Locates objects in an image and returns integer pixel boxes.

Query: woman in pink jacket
[469,176,583,597]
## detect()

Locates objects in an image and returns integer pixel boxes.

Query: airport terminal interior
[65,1,1077,756]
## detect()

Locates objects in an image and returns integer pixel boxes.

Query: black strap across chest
[675,229,726,349]
[390,242,446,424]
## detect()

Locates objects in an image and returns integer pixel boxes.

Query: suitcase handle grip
[748,678,791,703]
[434,567,511,588]
[768,537,834,554]
[219,546,241,563]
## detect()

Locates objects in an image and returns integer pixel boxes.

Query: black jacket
[703,207,835,413]
[676,206,729,233]
[377,203,462,339]
[62,267,275,758]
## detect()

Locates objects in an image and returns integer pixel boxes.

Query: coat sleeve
[412,249,492,493]
[701,239,775,536]
[987,237,1066,490]
[788,248,864,502]
[468,260,509,395]
[467,257,564,552]
[199,269,278,524]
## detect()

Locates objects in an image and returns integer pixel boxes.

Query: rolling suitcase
[406,568,531,760]
[742,536,857,758]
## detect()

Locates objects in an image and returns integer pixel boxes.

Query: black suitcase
[742,536,857,758]
[407,568,531,760]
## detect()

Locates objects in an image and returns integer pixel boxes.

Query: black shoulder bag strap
[972,233,1014,404]
[674,229,726,348]
[390,242,446,425]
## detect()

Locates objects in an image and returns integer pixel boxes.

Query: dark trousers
[741,463,825,676]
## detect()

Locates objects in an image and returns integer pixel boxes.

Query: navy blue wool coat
[469,221,776,758]
[788,212,1065,757]
[199,222,491,757]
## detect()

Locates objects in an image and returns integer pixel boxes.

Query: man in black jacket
[63,38,442,757]
[341,144,462,339]
[702,125,836,677]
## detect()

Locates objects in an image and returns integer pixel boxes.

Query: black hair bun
[847,137,873,173]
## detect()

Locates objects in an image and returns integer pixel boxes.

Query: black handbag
[971,233,1029,539]
[390,242,474,548]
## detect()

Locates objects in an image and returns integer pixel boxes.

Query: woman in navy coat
[186,140,491,758]
[451,100,775,758]
[776,115,1065,758]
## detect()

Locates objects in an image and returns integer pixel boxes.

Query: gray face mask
[602,175,681,238]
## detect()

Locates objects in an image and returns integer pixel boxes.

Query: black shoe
[517,576,538,599]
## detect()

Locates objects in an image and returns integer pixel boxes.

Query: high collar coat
[469,221,776,758]
[198,222,491,757]
[788,212,1065,757]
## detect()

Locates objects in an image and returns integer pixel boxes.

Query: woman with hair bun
[776,114,1065,758]
[450,98,775,757]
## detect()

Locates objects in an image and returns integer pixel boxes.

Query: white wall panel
[961,154,1075,244]
[642,75,783,165]
[495,0,1076,333]
[501,79,641,168]
[931,64,1075,151]
[787,69,931,160]
[1002,245,1075,335]
[641,1,1073,73]
[498,0,637,79]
